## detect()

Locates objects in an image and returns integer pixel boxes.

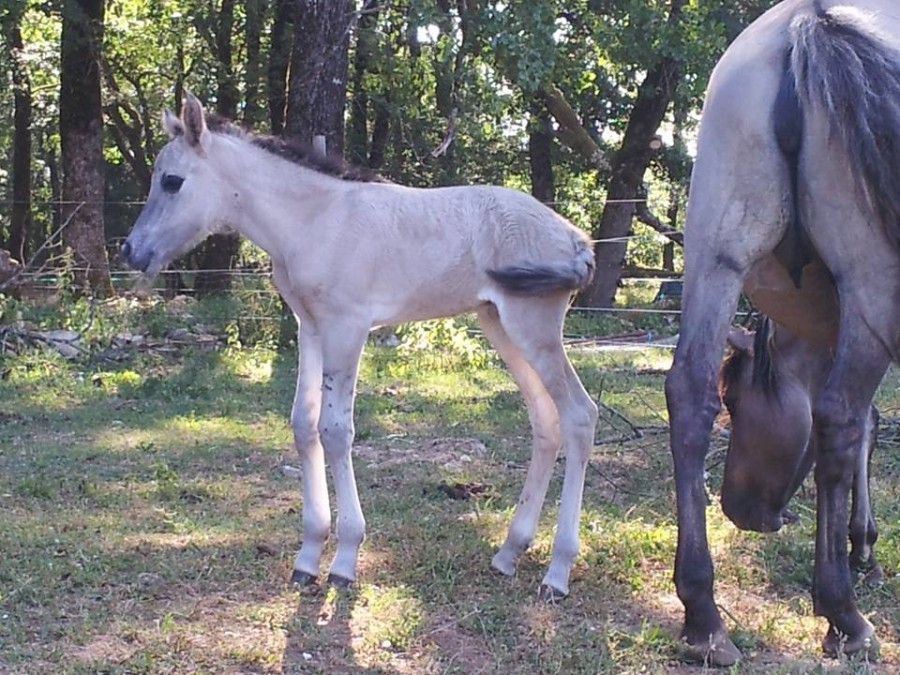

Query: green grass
[0,296,897,673]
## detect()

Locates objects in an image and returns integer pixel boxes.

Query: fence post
[312,134,327,157]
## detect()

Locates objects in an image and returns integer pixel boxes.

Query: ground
[0,300,897,674]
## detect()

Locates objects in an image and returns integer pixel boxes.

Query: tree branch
[538,84,610,170]
[634,199,683,246]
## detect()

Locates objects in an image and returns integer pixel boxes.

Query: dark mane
[205,113,387,184]
[720,317,780,407]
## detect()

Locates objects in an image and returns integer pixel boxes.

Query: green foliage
[395,317,492,371]
[0,0,780,301]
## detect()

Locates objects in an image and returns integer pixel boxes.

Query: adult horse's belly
[744,255,839,350]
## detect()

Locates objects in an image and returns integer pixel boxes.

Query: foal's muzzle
[121,240,152,273]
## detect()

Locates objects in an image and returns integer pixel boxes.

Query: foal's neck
[211,134,345,260]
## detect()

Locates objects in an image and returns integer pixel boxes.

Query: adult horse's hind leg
[482,295,598,598]
[811,320,888,657]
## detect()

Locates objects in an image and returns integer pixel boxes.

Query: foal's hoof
[290,569,318,586]
[538,583,568,602]
[822,619,879,659]
[679,630,741,668]
[327,573,354,589]
[490,551,517,577]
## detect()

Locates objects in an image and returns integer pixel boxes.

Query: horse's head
[122,95,231,275]
[718,324,814,533]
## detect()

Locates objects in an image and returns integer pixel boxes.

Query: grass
[0,294,897,673]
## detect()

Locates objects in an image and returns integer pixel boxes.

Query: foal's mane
[206,114,387,183]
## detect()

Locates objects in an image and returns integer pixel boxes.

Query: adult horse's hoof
[327,573,354,588]
[822,618,879,659]
[538,583,567,602]
[679,630,741,668]
[290,569,318,586]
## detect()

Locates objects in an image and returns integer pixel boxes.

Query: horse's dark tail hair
[790,4,900,245]
[488,240,595,294]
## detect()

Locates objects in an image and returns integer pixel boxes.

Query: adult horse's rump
[666,0,900,665]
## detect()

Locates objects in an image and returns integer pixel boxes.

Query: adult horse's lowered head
[666,0,900,666]
[720,315,882,579]
[123,94,599,598]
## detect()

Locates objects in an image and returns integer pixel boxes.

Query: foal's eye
[161,174,185,194]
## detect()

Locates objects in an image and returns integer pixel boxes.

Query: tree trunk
[2,4,32,262]
[528,105,555,205]
[284,0,353,154]
[579,0,685,307]
[368,93,390,170]
[347,0,380,166]
[267,0,293,136]
[194,0,241,296]
[243,0,265,128]
[60,0,112,296]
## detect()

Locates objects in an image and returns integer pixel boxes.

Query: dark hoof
[851,558,884,587]
[822,619,879,659]
[290,569,318,586]
[538,584,567,602]
[860,564,885,587]
[679,630,741,667]
[327,573,354,588]
[781,508,800,525]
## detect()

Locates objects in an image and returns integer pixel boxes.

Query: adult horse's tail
[790,2,900,244]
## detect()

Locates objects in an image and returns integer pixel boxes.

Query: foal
[123,95,599,598]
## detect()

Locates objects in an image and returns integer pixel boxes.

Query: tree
[193,0,241,295]
[284,0,353,154]
[579,0,684,307]
[60,0,112,296]
[1,0,32,262]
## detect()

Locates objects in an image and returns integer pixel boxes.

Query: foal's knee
[319,417,354,460]
[291,407,319,451]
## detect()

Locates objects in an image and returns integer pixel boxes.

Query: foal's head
[718,322,814,532]
[122,95,232,275]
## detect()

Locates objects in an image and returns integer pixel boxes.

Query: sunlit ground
[0,330,897,673]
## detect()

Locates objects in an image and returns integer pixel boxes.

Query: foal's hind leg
[485,296,598,598]
[478,304,562,579]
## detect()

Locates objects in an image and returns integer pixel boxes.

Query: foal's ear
[181,93,210,152]
[162,109,184,139]
[726,327,755,354]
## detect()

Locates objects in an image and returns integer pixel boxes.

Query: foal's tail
[488,237,595,294]
[790,2,900,244]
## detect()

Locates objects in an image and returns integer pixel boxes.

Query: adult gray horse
[666,0,900,665]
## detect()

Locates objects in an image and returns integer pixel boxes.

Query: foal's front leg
[317,322,370,585]
[290,319,369,586]
[290,323,330,584]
